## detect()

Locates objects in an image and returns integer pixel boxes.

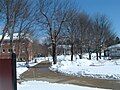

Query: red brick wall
[0,39,33,61]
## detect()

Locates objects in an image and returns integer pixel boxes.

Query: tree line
[36,0,117,64]
[0,0,118,64]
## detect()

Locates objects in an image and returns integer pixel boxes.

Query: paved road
[20,61,120,90]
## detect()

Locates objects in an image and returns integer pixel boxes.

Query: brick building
[0,33,33,61]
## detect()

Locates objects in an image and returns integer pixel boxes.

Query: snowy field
[18,81,110,90]
[50,54,120,80]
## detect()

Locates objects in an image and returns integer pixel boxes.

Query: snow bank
[17,81,109,90]
[50,54,120,80]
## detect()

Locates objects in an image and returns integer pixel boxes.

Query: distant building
[0,33,33,61]
[106,44,120,59]
[48,45,71,55]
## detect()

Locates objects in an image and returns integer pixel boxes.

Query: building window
[2,49,5,53]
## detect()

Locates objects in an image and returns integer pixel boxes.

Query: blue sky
[75,0,120,37]
[0,0,119,37]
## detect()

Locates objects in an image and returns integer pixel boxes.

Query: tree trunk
[79,46,82,59]
[89,52,91,60]
[52,43,57,64]
[17,41,21,61]
[88,47,91,60]
[99,51,101,59]
[10,31,14,53]
[71,44,74,61]
[104,50,106,57]
[0,25,8,47]
[96,52,99,60]
[25,43,29,61]
[18,33,21,61]
[9,19,16,54]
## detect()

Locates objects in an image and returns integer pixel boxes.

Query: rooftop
[0,33,32,42]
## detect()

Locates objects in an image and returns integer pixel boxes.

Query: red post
[0,53,17,90]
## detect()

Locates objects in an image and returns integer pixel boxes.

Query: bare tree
[63,10,78,61]
[75,12,91,59]
[36,0,73,64]
[0,0,34,53]
[92,14,114,60]
[15,1,36,60]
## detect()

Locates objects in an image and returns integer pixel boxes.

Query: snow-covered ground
[18,81,109,90]
[50,54,120,80]
[17,58,109,90]
[17,56,111,90]
[17,57,46,79]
